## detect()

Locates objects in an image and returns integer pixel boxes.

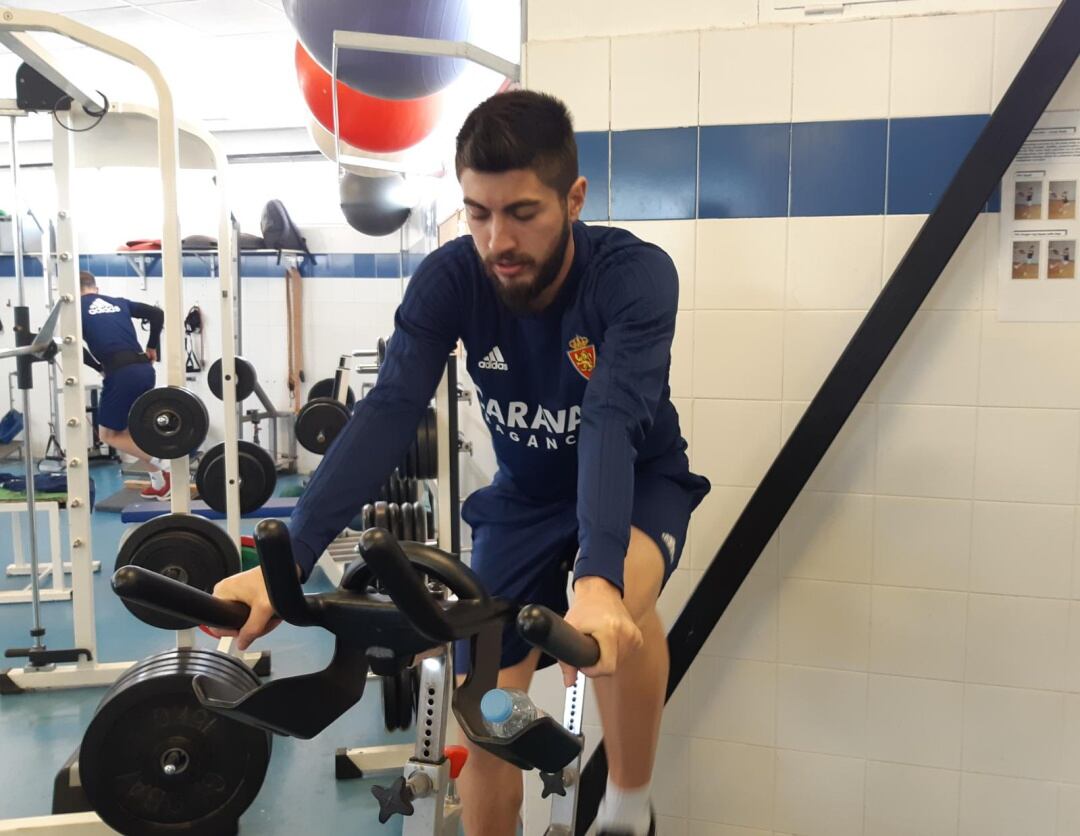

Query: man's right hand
[208,567,281,651]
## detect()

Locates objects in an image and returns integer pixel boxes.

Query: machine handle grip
[357,527,456,642]
[254,519,318,626]
[516,605,601,669]
[111,566,249,630]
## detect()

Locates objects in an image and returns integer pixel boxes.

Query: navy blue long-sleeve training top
[81,293,163,373]
[289,222,702,592]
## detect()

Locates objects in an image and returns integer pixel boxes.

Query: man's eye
[468,210,489,221]
[513,212,537,222]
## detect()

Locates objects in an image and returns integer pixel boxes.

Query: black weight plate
[426,508,435,542]
[413,503,428,543]
[414,407,434,480]
[307,377,356,408]
[373,501,389,532]
[415,409,425,480]
[208,356,257,402]
[382,670,399,732]
[128,386,209,460]
[396,667,414,732]
[408,477,418,504]
[406,437,417,480]
[115,513,240,630]
[425,407,438,479]
[387,503,402,540]
[362,504,375,530]
[402,502,415,542]
[414,412,429,481]
[295,398,350,455]
[80,648,270,836]
[376,337,387,368]
[196,441,277,515]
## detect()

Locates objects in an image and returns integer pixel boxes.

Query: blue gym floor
[0,460,413,833]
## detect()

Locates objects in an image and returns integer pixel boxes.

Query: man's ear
[567,176,588,222]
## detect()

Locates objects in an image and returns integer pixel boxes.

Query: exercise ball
[283,0,471,100]
[339,172,413,237]
[295,41,441,154]
[308,118,408,177]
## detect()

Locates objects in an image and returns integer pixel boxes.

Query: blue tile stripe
[592,113,998,221]
[0,252,408,279]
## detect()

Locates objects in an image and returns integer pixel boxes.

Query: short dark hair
[79,271,97,290]
[455,90,578,195]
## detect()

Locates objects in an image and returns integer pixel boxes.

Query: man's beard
[484,219,572,315]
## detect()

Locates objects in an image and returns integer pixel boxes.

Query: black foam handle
[254,518,317,626]
[111,566,249,630]
[516,605,601,669]
[357,527,455,642]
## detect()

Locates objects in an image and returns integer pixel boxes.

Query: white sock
[596,777,652,835]
[149,457,171,473]
[148,469,165,489]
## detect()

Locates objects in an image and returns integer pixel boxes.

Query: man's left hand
[558,577,643,687]
[146,348,158,363]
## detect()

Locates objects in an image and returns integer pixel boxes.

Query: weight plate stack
[195,440,277,514]
[114,514,240,630]
[79,648,271,836]
[128,386,209,460]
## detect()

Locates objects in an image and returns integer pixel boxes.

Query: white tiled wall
[522,3,1080,835]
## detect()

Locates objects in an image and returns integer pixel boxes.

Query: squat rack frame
[0,6,245,695]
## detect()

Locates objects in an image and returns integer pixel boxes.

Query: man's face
[460,168,586,314]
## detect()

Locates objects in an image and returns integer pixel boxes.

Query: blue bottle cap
[480,688,513,724]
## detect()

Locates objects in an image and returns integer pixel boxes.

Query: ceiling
[0,0,521,148]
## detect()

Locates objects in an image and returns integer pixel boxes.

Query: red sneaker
[140,471,171,501]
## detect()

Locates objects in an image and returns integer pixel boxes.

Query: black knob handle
[540,770,568,799]
[371,777,414,823]
[517,604,601,669]
[112,566,249,630]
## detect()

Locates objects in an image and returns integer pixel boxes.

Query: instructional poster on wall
[999,110,1080,321]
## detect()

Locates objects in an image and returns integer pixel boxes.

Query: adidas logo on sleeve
[477,346,509,371]
[87,298,122,315]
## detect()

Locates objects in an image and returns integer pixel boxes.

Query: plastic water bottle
[481,688,544,738]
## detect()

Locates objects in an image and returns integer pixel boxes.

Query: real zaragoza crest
[567,335,596,380]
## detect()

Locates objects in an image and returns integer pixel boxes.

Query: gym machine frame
[0,2,248,711]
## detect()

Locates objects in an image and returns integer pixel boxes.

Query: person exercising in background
[211,91,710,836]
[80,271,171,500]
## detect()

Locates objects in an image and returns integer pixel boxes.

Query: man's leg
[456,648,542,836]
[590,526,668,832]
[99,426,160,470]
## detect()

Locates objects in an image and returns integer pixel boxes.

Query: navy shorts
[99,363,155,431]
[454,469,706,675]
